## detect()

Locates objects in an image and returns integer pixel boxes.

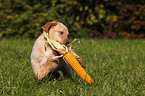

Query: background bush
[0,0,145,39]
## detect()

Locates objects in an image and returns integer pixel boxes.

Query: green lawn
[0,38,144,95]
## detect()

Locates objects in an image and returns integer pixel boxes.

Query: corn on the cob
[64,52,93,84]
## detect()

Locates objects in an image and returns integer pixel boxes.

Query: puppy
[31,21,85,80]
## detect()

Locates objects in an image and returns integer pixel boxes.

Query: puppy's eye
[60,32,63,35]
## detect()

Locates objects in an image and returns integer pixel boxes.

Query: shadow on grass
[35,71,74,85]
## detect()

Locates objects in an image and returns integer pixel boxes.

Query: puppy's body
[31,34,72,80]
[31,21,84,80]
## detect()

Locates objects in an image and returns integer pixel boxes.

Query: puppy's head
[43,21,69,46]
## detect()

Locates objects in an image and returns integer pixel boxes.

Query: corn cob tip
[88,79,93,84]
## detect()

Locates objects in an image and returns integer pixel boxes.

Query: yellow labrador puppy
[31,21,85,80]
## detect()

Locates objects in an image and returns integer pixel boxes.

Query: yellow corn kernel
[64,52,93,84]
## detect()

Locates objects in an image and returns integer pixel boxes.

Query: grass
[0,38,144,95]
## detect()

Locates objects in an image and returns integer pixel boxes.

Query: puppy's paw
[38,70,49,80]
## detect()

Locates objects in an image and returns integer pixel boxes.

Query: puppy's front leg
[31,59,40,78]
[38,61,58,80]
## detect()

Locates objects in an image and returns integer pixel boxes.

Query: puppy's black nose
[65,40,69,45]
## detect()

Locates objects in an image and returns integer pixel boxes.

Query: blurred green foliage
[0,0,145,38]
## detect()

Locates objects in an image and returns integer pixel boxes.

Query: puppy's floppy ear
[44,21,57,32]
